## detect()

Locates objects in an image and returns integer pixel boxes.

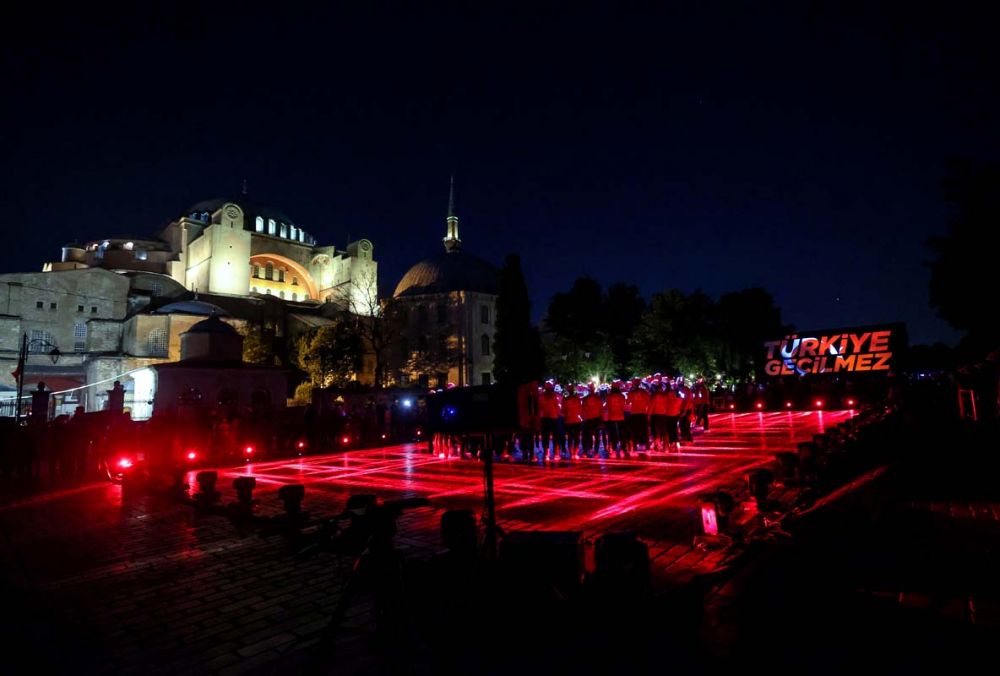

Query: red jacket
[563,395,583,424]
[583,394,604,420]
[605,392,626,421]
[538,391,561,419]
[650,390,668,415]
[664,390,683,416]
[629,388,650,415]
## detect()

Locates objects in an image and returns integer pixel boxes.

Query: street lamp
[13,333,61,422]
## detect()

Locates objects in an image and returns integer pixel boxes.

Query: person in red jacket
[605,380,628,457]
[676,378,695,444]
[663,381,683,451]
[562,384,584,458]
[537,380,561,461]
[649,380,668,452]
[628,378,651,452]
[582,382,604,458]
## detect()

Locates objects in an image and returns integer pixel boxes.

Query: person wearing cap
[676,377,695,443]
[629,378,651,452]
[562,384,584,458]
[538,380,561,461]
[694,377,711,432]
[582,381,603,457]
[663,380,683,451]
[554,383,567,457]
[605,380,628,457]
[649,380,668,451]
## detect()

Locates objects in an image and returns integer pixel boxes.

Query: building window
[123,241,134,250]
[292,276,298,286]
[303,293,309,300]
[49,302,57,311]
[437,303,447,324]
[91,306,98,314]
[280,223,288,238]
[290,225,297,240]
[74,322,87,352]
[291,293,297,301]
[77,305,84,313]
[136,250,147,261]
[149,281,162,297]
[251,286,258,293]
[481,334,491,356]
[148,328,168,357]
[253,264,260,278]
[279,290,285,299]
[481,305,490,324]
[299,230,305,243]
[266,289,272,295]
[28,330,55,352]
[268,219,276,235]
[255,216,264,233]
[36,301,43,309]
[278,269,285,283]
[265,263,273,280]
[482,372,492,386]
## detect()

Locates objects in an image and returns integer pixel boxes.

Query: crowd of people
[430,375,715,461]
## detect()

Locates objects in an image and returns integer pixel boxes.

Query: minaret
[444,175,462,252]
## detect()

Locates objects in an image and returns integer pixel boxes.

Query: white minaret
[443,175,462,253]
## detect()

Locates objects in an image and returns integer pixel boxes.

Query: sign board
[763,323,907,377]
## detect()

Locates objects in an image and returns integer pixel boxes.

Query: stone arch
[248,253,319,300]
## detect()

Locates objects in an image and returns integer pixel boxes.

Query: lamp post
[13,333,61,423]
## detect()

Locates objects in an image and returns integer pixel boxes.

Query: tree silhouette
[493,254,544,385]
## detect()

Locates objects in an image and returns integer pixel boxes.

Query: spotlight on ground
[745,468,774,508]
[231,476,258,514]
[847,398,855,407]
[815,399,824,408]
[193,471,221,506]
[699,491,735,536]
[756,402,763,410]
[786,401,793,408]
[278,484,306,516]
[729,404,735,410]
[342,436,350,445]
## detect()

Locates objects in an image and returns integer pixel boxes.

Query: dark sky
[3,3,996,345]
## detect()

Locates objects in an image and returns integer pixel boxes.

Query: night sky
[3,4,996,345]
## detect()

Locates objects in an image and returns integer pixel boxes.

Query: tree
[631,288,720,377]
[332,267,403,387]
[714,287,784,381]
[240,323,275,365]
[493,254,545,385]
[606,282,646,374]
[929,160,1000,351]
[545,277,609,381]
[292,316,364,387]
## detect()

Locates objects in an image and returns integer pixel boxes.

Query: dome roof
[154,300,231,317]
[183,197,296,226]
[394,251,499,298]
[185,314,240,337]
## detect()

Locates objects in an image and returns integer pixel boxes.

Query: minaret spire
[443,175,462,252]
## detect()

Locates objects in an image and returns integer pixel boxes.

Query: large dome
[183,197,296,225]
[394,251,500,298]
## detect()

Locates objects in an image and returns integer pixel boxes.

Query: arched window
[303,293,309,300]
[123,241,134,250]
[28,330,55,352]
[148,328,168,356]
[201,212,210,221]
[74,324,87,352]
[481,305,490,324]
[251,286,258,293]
[299,230,305,242]
[265,263,273,280]
[265,289,272,295]
[268,219,276,235]
[292,276,298,286]
[290,225,297,240]
[255,216,264,232]
[279,222,288,238]
[437,303,447,324]
[149,281,162,297]
[279,290,285,299]
[481,334,491,356]
[253,263,260,278]
[135,250,147,260]
[291,292,297,301]
[278,268,285,282]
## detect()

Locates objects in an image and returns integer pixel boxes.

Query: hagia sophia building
[0,181,497,417]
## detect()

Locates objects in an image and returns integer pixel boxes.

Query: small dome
[154,300,231,317]
[394,251,499,298]
[185,314,240,337]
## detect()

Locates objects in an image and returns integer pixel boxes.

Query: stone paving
[0,411,851,675]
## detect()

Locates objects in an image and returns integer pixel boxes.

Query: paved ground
[0,411,851,675]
